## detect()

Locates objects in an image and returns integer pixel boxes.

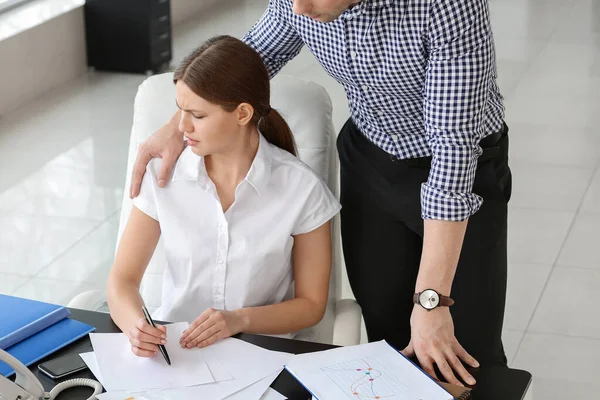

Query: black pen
[142,305,171,366]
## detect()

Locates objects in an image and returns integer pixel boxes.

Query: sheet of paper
[285,340,454,400]
[260,387,287,400]
[145,338,293,400]
[96,392,172,400]
[90,322,214,391]
[223,370,281,400]
[79,352,104,386]
[81,350,233,388]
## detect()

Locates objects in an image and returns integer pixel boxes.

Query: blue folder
[0,317,95,377]
[0,294,71,350]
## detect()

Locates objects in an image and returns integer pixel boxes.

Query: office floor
[0,0,599,397]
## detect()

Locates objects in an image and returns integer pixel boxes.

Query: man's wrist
[415,282,452,297]
[413,288,455,310]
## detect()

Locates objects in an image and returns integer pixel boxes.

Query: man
[130,0,511,387]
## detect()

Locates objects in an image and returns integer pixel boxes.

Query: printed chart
[321,358,409,399]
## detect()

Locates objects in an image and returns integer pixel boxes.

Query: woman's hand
[128,317,167,357]
[130,110,185,199]
[180,308,248,349]
[401,306,479,387]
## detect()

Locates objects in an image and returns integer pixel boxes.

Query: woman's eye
[192,114,203,119]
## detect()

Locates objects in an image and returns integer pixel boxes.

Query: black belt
[393,123,508,168]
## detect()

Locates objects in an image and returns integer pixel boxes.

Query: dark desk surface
[27,309,532,400]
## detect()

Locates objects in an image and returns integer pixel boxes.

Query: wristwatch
[413,289,454,311]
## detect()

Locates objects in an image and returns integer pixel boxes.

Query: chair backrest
[118,73,340,344]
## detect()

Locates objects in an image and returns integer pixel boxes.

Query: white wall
[0,7,87,118]
[171,0,222,26]
[0,0,220,118]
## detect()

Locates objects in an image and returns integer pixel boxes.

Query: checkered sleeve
[421,0,495,221]
[242,0,305,78]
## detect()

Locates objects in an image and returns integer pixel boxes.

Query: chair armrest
[332,298,362,346]
[67,290,108,312]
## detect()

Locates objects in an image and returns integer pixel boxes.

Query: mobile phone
[38,352,88,379]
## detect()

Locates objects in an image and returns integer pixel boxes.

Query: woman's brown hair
[173,35,297,156]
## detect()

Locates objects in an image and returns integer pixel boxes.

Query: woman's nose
[179,113,192,133]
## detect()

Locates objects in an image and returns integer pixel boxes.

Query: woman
[107,35,340,358]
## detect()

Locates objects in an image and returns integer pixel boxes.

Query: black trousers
[337,118,512,366]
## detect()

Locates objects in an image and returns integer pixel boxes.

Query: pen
[141,305,171,366]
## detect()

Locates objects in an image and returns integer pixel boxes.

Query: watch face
[419,289,439,310]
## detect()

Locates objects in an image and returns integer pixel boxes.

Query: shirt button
[346,15,353,20]
[362,84,369,91]
[391,134,399,142]
[378,111,384,116]
[350,51,357,59]
[217,259,224,265]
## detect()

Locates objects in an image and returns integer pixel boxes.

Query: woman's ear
[236,103,254,126]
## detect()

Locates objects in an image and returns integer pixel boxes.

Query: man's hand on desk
[401,305,479,387]
[180,308,248,349]
[128,317,167,357]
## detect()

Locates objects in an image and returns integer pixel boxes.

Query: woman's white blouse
[133,133,341,326]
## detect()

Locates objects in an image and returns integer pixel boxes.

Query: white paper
[96,392,171,400]
[145,338,293,400]
[90,322,214,391]
[223,370,281,400]
[260,387,287,400]
[82,350,233,388]
[79,352,104,386]
[285,340,453,400]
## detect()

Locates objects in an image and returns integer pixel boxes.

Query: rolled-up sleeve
[421,0,497,221]
[242,0,305,78]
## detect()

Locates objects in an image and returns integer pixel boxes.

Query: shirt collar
[344,0,395,18]
[171,132,272,196]
[245,132,272,196]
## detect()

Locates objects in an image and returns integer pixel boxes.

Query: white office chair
[68,73,362,346]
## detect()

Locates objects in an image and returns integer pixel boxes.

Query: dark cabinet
[84,0,172,74]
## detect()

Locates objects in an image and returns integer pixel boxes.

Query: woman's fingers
[135,318,166,341]
[130,328,166,345]
[181,309,213,343]
[131,345,156,358]
[197,331,224,348]
[182,319,217,347]
[130,337,159,353]
[187,324,221,348]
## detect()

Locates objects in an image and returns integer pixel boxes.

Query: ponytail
[258,108,297,156]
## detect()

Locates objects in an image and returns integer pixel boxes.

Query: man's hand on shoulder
[130,110,185,199]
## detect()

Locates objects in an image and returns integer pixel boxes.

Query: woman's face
[175,81,246,157]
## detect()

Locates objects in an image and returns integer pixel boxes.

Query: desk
[27,309,532,399]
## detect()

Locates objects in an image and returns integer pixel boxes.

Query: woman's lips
[185,136,199,146]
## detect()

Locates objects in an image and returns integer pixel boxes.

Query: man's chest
[292,4,430,96]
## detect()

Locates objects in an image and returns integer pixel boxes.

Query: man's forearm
[168,109,182,134]
[415,219,469,295]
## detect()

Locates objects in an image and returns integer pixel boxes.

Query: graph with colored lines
[321,358,408,399]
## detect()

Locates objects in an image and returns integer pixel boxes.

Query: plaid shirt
[242,0,505,221]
